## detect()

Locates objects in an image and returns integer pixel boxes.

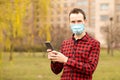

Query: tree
[28,0,51,53]
[36,0,51,41]
[0,0,30,61]
[102,17,120,56]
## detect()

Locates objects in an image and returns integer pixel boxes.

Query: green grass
[1,52,60,80]
[1,49,120,80]
[93,49,120,80]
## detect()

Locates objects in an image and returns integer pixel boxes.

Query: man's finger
[47,49,52,52]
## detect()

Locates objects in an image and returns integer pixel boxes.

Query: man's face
[69,13,86,25]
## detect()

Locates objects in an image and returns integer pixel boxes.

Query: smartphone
[45,41,54,50]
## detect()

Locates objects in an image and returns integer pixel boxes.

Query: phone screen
[45,42,54,50]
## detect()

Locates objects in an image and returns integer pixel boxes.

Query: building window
[77,0,88,6]
[64,3,67,7]
[57,10,60,14]
[56,24,60,27]
[116,4,120,11]
[64,23,67,27]
[100,15,108,21]
[51,11,54,15]
[51,18,54,22]
[50,4,54,8]
[57,17,60,21]
[100,3,109,10]
[63,10,67,14]
[71,3,75,6]
[64,16,68,21]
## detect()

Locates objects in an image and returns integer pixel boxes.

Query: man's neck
[74,32,86,40]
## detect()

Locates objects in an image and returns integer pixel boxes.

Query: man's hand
[47,49,68,63]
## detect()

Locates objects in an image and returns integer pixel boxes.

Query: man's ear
[84,19,87,23]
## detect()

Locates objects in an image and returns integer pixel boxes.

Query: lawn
[1,49,120,80]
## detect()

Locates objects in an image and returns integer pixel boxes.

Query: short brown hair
[69,8,86,20]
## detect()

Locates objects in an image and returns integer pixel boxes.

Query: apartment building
[50,0,94,29]
[95,0,120,47]
[25,0,120,47]
[49,0,120,47]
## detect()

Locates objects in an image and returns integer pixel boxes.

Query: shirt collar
[72,32,89,42]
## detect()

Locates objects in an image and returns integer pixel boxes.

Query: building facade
[49,0,120,47]
[25,0,120,47]
[95,0,120,47]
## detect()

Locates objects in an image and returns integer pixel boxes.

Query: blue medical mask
[70,24,85,35]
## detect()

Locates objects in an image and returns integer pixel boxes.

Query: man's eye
[77,20,82,22]
[71,21,75,23]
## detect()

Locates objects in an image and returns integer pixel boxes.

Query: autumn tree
[27,0,51,53]
[0,0,30,61]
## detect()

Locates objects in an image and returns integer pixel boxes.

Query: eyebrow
[71,20,82,22]
[77,20,82,22]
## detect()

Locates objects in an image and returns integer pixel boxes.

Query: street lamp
[109,17,114,56]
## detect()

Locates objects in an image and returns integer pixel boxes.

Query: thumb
[47,49,52,52]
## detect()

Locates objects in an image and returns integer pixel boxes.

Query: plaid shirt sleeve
[65,40,100,75]
[51,61,63,74]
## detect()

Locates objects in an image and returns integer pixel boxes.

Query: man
[47,8,100,80]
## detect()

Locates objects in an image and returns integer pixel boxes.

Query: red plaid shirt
[51,33,100,80]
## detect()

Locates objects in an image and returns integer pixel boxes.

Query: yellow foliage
[11,0,28,38]
[39,0,50,16]
[46,24,51,41]
[37,0,51,41]
[0,52,2,69]
[5,38,11,50]
[0,0,30,38]
[0,0,30,49]
[0,25,3,44]
[0,31,3,44]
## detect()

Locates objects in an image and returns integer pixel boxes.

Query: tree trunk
[9,44,13,61]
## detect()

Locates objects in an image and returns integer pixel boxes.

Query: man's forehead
[70,13,84,19]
